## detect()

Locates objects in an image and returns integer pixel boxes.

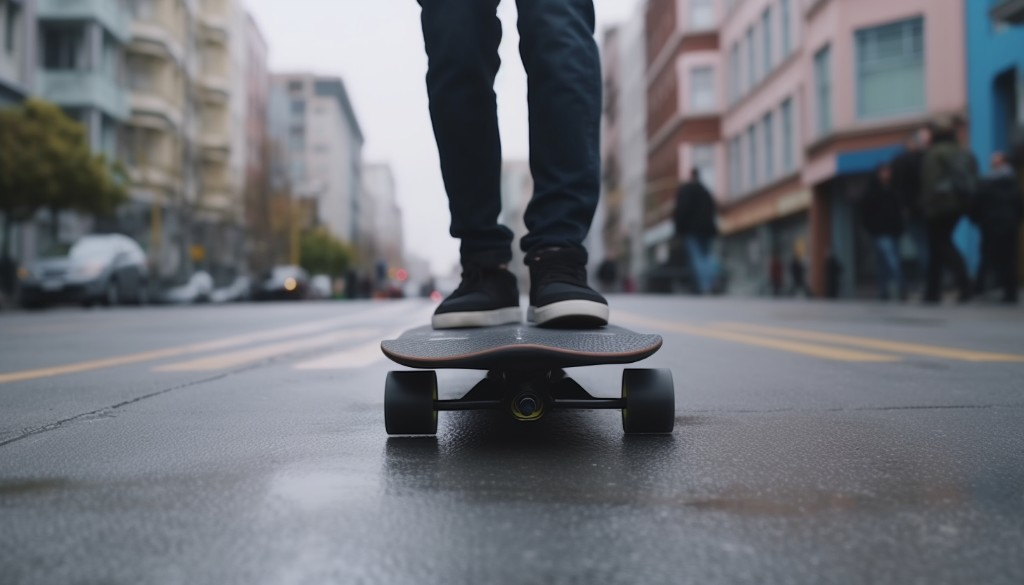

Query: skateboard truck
[385,368,674,435]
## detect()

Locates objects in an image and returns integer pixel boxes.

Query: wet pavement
[1,297,1023,584]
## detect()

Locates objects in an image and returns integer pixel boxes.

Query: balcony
[130,93,183,129]
[37,0,131,41]
[130,22,185,64]
[38,70,130,120]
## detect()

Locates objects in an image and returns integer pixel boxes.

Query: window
[690,67,715,112]
[762,8,774,75]
[290,127,305,151]
[729,43,741,104]
[747,124,758,190]
[780,0,792,57]
[130,0,155,21]
[856,17,925,119]
[690,0,715,30]
[814,44,832,136]
[728,137,743,198]
[780,97,795,173]
[42,26,86,70]
[126,56,154,91]
[291,100,306,116]
[746,26,757,89]
[692,144,717,194]
[763,112,775,182]
[5,1,21,54]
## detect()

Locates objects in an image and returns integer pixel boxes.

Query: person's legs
[420,0,520,328]
[684,236,707,294]
[924,219,947,302]
[420,0,512,266]
[515,0,608,327]
[516,0,602,255]
[1006,229,1020,303]
[907,218,929,291]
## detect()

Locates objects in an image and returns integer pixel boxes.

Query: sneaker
[431,264,521,329]
[526,247,609,328]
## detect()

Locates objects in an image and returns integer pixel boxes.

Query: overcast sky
[244,0,640,274]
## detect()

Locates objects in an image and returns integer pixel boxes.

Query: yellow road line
[294,328,403,370]
[715,322,1024,362]
[615,312,899,363]
[155,328,380,372]
[0,308,400,384]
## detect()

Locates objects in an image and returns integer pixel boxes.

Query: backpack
[925,149,976,218]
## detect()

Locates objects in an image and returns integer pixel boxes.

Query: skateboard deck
[381,323,662,370]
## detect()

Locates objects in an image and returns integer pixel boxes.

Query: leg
[924,220,945,302]
[872,237,890,300]
[419,0,512,265]
[684,236,707,294]
[515,0,602,257]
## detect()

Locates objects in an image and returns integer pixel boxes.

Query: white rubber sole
[431,306,522,329]
[527,299,610,327]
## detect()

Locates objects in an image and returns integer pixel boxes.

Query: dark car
[255,265,310,301]
[17,234,150,308]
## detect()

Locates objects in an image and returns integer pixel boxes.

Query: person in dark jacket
[890,127,930,291]
[921,118,977,303]
[862,163,905,300]
[673,169,719,294]
[971,152,1023,303]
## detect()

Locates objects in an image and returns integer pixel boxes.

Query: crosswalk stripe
[154,328,381,372]
[615,312,899,362]
[295,328,406,370]
[715,322,1024,362]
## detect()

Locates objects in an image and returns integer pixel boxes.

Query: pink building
[716,0,967,295]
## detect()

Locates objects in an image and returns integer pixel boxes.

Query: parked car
[162,271,214,304]
[211,275,253,303]
[255,265,310,301]
[308,274,333,299]
[18,234,150,308]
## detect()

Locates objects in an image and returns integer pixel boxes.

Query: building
[972,0,1024,284]
[697,0,967,297]
[360,162,404,281]
[269,74,364,249]
[241,10,269,273]
[644,0,723,290]
[599,0,647,290]
[121,0,195,282]
[0,0,35,106]
[499,160,533,290]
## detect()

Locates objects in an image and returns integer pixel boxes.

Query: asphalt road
[1,296,1023,584]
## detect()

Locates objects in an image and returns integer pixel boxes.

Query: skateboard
[380,323,674,435]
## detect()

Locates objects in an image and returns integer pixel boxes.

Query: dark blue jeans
[419,0,602,266]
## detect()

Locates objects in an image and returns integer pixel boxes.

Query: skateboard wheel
[621,369,675,434]
[385,371,438,435]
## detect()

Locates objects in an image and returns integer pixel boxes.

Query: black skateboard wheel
[621,368,675,434]
[385,371,438,435]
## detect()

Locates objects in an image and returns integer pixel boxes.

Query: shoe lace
[530,250,586,286]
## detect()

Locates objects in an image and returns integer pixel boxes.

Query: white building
[269,73,364,246]
[360,162,404,274]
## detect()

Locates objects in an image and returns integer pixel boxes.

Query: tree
[0,100,128,275]
[299,227,353,279]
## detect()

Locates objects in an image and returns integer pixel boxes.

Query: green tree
[299,227,353,279]
[0,99,128,268]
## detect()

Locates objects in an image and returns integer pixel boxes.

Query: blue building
[963,0,1024,271]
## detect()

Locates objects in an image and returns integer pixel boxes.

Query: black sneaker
[432,264,521,329]
[526,247,609,328]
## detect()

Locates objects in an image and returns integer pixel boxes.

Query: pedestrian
[890,127,931,293]
[597,257,618,293]
[824,248,842,299]
[421,0,608,329]
[861,163,905,300]
[673,168,719,295]
[769,251,783,297]
[920,117,977,304]
[788,249,812,298]
[971,151,1022,303]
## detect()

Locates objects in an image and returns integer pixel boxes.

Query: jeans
[905,218,929,289]
[976,229,1020,302]
[684,235,715,294]
[419,0,602,266]
[925,214,970,302]
[871,235,904,300]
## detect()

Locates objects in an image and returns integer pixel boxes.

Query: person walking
[673,169,719,295]
[921,118,977,304]
[420,0,609,329]
[971,151,1022,303]
[891,127,931,292]
[861,163,905,300]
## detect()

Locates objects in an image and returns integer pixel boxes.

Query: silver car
[18,234,150,308]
